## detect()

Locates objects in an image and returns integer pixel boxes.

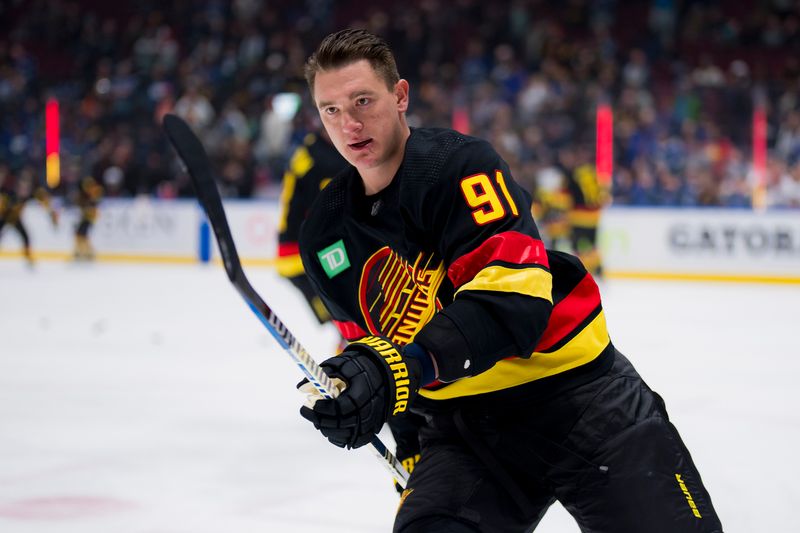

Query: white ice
[1,260,798,532]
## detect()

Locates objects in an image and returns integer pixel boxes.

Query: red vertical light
[46,98,60,188]
[596,103,613,189]
[752,99,767,210]
[451,106,470,135]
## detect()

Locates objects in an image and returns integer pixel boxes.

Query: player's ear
[395,79,409,113]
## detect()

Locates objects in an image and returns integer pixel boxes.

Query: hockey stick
[162,113,409,488]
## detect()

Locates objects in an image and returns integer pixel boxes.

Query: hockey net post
[162,113,409,488]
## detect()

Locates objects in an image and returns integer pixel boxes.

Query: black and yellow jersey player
[0,165,59,266]
[71,175,104,260]
[565,145,610,277]
[276,130,347,323]
[295,29,723,532]
[530,164,572,252]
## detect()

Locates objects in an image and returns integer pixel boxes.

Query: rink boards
[2,200,799,283]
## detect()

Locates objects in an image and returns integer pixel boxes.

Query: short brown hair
[305,29,400,100]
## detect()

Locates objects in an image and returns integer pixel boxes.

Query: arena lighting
[752,97,767,211]
[451,105,470,135]
[595,102,613,191]
[46,98,60,188]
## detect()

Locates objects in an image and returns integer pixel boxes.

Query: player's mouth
[348,138,373,151]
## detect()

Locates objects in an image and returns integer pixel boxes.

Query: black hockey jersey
[73,176,103,222]
[300,128,611,402]
[567,162,609,228]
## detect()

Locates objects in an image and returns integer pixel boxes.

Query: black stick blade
[162,113,241,282]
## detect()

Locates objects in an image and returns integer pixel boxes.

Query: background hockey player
[296,29,723,532]
[562,145,609,277]
[70,173,104,261]
[276,123,347,324]
[0,164,59,266]
[529,154,572,252]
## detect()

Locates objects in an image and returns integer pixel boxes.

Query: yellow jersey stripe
[275,254,305,277]
[455,264,553,303]
[419,310,609,400]
[567,209,602,227]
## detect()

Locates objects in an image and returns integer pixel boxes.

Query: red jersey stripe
[448,231,549,288]
[534,273,601,352]
[278,242,300,257]
[333,319,368,341]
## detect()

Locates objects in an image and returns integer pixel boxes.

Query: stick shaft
[162,114,409,487]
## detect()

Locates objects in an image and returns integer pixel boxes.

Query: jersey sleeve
[413,140,553,383]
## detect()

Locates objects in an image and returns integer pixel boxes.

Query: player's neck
[360,126,411,196]
[361,169,395,196]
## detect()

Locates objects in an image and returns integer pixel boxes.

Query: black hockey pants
[394,349,723,533]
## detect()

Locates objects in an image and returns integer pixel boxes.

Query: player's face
[313,60,409,187]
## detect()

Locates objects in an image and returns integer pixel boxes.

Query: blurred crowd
[2,0,800,208]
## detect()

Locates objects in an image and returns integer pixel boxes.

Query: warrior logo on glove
[357,336,411,415]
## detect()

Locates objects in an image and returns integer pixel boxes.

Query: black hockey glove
[298,336,423,449]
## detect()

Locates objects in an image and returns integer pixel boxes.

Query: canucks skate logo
[358,247,446,345]
[317,239,350,278]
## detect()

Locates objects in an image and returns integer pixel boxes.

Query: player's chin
[347,151,378,168]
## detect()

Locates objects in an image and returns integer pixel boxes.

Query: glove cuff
[402,342,436,386]
[347,336,419,417]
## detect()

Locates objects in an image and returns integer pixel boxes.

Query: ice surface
[1,260,798,532]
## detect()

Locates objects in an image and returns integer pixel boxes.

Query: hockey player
[530,158,572,251]
[297,29,723,532]
[71,174,104,261]
[564,145,609,277]
[277,126,347,324]
[0,165,59,265]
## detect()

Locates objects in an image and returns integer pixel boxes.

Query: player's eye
[356,97,370,106]
[323,107,338,116]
